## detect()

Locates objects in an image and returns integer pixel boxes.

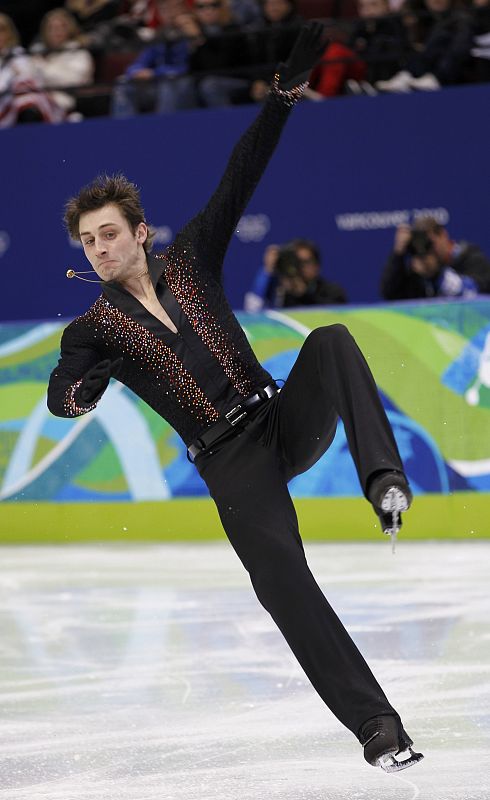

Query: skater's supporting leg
[197,430,399,737]
[359,714,424,772]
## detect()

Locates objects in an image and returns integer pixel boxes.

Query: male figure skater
[48,24,423,773]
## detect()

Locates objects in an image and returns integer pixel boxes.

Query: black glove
[79,357,123,404]
[277,22,326,91]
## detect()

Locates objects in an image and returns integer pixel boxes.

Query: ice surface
[0,541,489,800]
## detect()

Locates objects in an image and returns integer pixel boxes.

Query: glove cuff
[271,72,308,106]
[63,379,98,417]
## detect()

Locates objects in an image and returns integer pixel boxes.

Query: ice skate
[368,470,412,537]
[359,714,424,773]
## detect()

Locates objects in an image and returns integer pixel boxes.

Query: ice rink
[0,540,489,800]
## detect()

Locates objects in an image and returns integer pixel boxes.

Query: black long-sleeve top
[47,88,296,446]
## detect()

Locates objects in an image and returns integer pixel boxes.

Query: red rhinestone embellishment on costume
[81,298,219,424]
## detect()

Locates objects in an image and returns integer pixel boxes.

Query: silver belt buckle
[225,404,247,426]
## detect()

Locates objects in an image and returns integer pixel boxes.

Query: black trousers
[196,325,405,738]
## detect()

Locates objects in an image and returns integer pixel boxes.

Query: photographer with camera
[244,238,347,311]
[381,217,490,300]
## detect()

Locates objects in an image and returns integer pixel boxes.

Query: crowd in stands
[0,0,488,126]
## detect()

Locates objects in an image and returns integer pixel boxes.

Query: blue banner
[1,84,489,321]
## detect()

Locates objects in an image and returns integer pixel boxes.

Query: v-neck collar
[101,255,179,337]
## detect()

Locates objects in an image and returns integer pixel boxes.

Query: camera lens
[276,247,301,277]
[407,231,433,257]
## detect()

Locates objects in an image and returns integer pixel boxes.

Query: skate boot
[359,714,424,773]
[368,470,413,537]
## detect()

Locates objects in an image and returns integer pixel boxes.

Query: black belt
[187,383,278,462]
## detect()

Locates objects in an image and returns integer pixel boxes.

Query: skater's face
[79,204,148,283]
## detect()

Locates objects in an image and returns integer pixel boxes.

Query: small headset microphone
[66,269,101,283]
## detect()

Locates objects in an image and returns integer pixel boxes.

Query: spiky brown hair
[64,173,154,253]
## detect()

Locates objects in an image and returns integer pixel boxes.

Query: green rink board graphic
[1,299,490,541]
[1,494,488,543]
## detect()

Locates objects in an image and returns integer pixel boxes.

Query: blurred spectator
[380,217,490,299]
[228,0,303,106]
[30,8,94,120]
[249,0,303,69]
[146,0,249,111]
[348,0,409,87]
[228,0,262,25]
[117,0,262,33]
[0,1,60,47]
[111,0,196,115]
[65,0,123,31]
[244,239,347,311]
[470,0,490,82]
[119,0,164,29]
[376,0,474,91]
[0,12,63,127]
[97,0,187,43]
[195,0,302,107]
[250,0,303,46]
[189,0,250,106]
[305,25,367,99]
[64,0,144,48]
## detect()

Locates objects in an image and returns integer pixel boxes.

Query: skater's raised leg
[276,324,413,537]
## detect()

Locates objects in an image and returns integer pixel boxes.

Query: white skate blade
[378,747,424,773]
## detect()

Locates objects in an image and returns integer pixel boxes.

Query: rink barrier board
[1,299,490,539]
[1,493,489,543]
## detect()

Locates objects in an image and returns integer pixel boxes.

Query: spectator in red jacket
[306,26,367,98]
